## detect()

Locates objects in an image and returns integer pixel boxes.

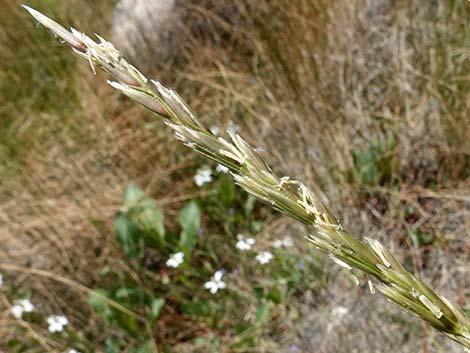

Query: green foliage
[87,289,139,334]
[7,339,28,353]
[114,185,166,259]
[255,301,270,324]
[178,200,201,255]
[114,213,145,260]
[123,185,166,247]
[150,298,165,324]
[78,173,324,351]
[348,136,396,187]
[406,227,434,248]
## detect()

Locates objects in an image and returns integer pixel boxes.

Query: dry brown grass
[1,0,469,352]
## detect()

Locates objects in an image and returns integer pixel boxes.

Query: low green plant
[4,176,320,351]
[22,5,470,349]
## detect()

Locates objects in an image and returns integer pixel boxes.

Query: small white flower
[11,299,35,319]
[235,234,256,251]
[204,269,226,294]
[194,167,213,187]
[255,251,273,264]
[69,349,82,353]
[11,305,24,319]
[273,236,294,249]
[209,125,220,135]
[272,240,283,249]
[0,273,3,288]
[215,164,229,174]
[166,252,184,268]
[47,315,69,333]
[19,299,34,313]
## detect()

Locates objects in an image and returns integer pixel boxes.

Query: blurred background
[0,0,469,352]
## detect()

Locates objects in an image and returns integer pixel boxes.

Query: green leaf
[122,184,166,248]
[150,298,165,324]
[244,195,256,218]
[113,213,145,259]
[406,228,434,247]
[255,301,270,324]
[105,339,121,353]
[88,289,138,335]
[128,199,165,247]
[115,310,138,335]
[131,341,153,353]
[88,290,114,323]
[181,299,212,317]
[267,288,282,304]
[217,174,235,206]
[7,339,27,353]
[123,184,146,208]
[178,201,201,254]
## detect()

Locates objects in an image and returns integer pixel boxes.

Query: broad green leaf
[255,301,270,323]
[178,201,201,253]
[115,310,138,335]
[113,213,145,259]
[122,184,166,248]
[123,184,146,208]
[88,289,114,323]
[129,198,165,246]
[150,298,165,324]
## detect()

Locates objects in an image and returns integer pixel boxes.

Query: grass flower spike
[23,6,470,349]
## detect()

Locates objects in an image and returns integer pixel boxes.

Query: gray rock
[112,0,179,67]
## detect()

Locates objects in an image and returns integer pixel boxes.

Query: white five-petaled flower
[166,252,184,268]
[47,315,69,333]
[273,235,294,248]
[204,270,226,294]
[215,164,229,174]
[235,234,256,251]
[255,251,273,265]
[11,299,35,319]
[194,166,213,187]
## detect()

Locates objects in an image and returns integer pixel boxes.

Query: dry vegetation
[1,0,469,352]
